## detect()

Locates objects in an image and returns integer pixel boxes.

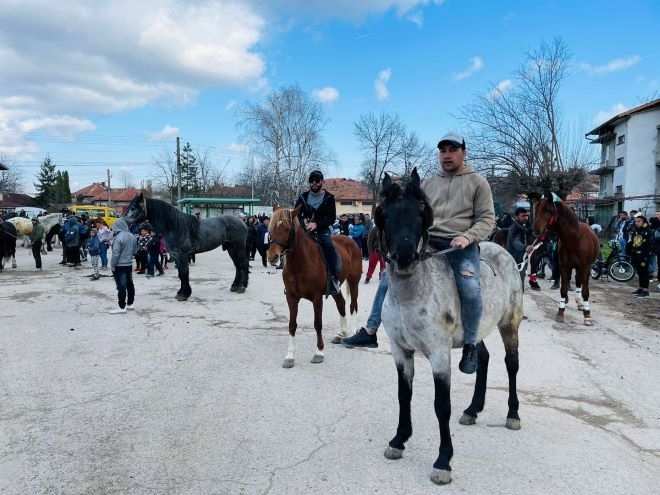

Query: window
[615,185,623,195]
[617,135,625,145]
[339,201,353,206]
[616,157,624,167]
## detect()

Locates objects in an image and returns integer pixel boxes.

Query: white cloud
[577,55,641,75]
[593,103,628,125]
[488,79,513,99]
[227,142,248,154]
[375,68,392,101]
[146,125,180,141]
[405,10,424,27]
[225,100,237,111]
[453,57,484,81]
[312,86,340,104]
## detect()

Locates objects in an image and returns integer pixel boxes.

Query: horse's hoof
[384,446,403,460]
[330,335,342,344]
[176,294,189,301]
[430,468,452,485]
[235,286,245,294]
[230,286,238,292]
[310,354,324,364]
[506,418,521,430]
[459,414,477,425]
[282,359,294,368]
[577,305,584,311]
[555,315,564,323]
[12,263,17,268]
[584,318,593,326]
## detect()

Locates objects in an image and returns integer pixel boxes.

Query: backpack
[79,223,89,237]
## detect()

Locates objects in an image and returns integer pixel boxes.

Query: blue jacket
[87,235,101,256]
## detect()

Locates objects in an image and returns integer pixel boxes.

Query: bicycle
[590,239,636,282]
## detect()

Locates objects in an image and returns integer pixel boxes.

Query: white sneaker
[109,307,126,314]
[125,304,134,310]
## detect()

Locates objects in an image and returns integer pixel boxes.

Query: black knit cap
[309,170,324,182]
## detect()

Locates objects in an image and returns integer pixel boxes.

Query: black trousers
[31,241,42,269]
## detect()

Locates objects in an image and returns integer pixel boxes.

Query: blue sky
[1,0,658,195]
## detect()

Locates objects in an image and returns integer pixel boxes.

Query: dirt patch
[532,276,660,329]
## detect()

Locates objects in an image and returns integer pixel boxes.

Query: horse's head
[375,168,434,277]
[532,192,558,237]
[267,206,300,266]
[123,193,147,226]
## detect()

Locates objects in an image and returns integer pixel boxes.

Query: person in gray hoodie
[109,217,138,314]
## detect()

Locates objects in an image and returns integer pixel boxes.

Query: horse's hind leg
[227,244,248,293]
[497,320,521,430]
[329,289,348,344]
[175,257,192,301]
[460,341,489,425]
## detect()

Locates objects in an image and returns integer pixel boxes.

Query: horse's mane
[143,197,200,240]
[539,197,579,230]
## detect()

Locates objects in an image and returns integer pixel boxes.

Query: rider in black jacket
[294,170,340,294]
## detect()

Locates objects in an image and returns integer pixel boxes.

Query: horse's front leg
[460,341,489,425]
[311,298,325,364]
[283,295,300,368]
[426,347,454,485]
[175,252,192,301]
[384,343,415,460]
[577,268,593,326]
[227,243,248,293]
[556,266,570,322]
[574,271,585,311]
[329,289,348,344]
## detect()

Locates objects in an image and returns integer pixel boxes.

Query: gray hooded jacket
[110,218,137,269]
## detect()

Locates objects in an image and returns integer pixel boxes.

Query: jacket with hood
[64,216,80,247]
[110,218,137,269]
[421,164,495,244]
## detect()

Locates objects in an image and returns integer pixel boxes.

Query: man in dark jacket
[506,207,539,290]
[294,170,340,294]
[29,217,45,270]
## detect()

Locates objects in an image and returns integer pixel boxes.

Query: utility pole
[176,137,182,202]
[107,169,112,206]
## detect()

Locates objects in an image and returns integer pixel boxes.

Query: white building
[586,98,660,221]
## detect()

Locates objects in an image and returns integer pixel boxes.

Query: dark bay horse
[0,221,18,271]
[533,194,599,325]
[123,194,249,300]
[267,206,362,368]
[375,169,523,485]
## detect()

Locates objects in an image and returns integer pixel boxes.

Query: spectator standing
[87,228,101,280]
[245,216,258,261]
[629,213,652,298]
[349,214,365,249]
[29,217,44,270]
[362,213,374,260]
[135,227,150,274]
[109,218,138,314]
[647,211,660,281]
[96,220,113,270]
[63,215,80,267]
[364,226,385,284]
[255,217,270,267]
[337,214,350,236]
[146,230,165,278]
[506,207,539,291]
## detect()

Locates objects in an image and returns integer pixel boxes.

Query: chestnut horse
[533,193,599,325]
[267,206,362,368]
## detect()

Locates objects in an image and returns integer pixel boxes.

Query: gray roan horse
[123,194,249,300]
[374,169,523,485]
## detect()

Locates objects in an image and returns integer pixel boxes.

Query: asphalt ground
[1,244,659,494]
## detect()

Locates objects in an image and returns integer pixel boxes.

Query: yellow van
[69,205,121,228]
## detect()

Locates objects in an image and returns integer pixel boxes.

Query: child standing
[135,228,150,274]
[87,228,101,280]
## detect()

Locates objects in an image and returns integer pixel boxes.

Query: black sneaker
[537,273,545,279]
[631,288,644,295]
[550,282,559,290]
[459,343,478,374]
[634,290,649,299]
[342,327,378,348]
[529,281,541,291]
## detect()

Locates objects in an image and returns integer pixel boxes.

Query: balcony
[597,189,623,200]
[592,160,616,175]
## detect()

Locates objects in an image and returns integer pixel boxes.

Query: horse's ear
[292,204,303,219]
[374,205,385,230]
[411,168,420,187]
[382,173,392,190]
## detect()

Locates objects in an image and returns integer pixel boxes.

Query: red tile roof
[323,178,372,201]
[72,183,141,203]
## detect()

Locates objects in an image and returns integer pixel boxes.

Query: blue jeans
[113,265,135,309]
[648,253,657,276]
[366,271,388,332]
[99,241,109,267]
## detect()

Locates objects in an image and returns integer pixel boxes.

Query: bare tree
[237,84,333,207]
[151,149,178,202]
[0,154,25,193]
[192,147,227,195]
[459,38,596,202]
[354,112,407,205]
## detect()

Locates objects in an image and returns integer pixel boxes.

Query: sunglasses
[309,178,322,184]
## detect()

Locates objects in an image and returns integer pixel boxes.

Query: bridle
[268,212,297,254]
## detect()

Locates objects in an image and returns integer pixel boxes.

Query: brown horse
[267,206,362,368]
[533,194,599,325]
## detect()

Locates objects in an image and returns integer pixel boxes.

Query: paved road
[1,245,659,494]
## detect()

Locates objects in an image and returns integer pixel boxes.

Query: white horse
[8,214,62,253]
[375,169,523,485]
